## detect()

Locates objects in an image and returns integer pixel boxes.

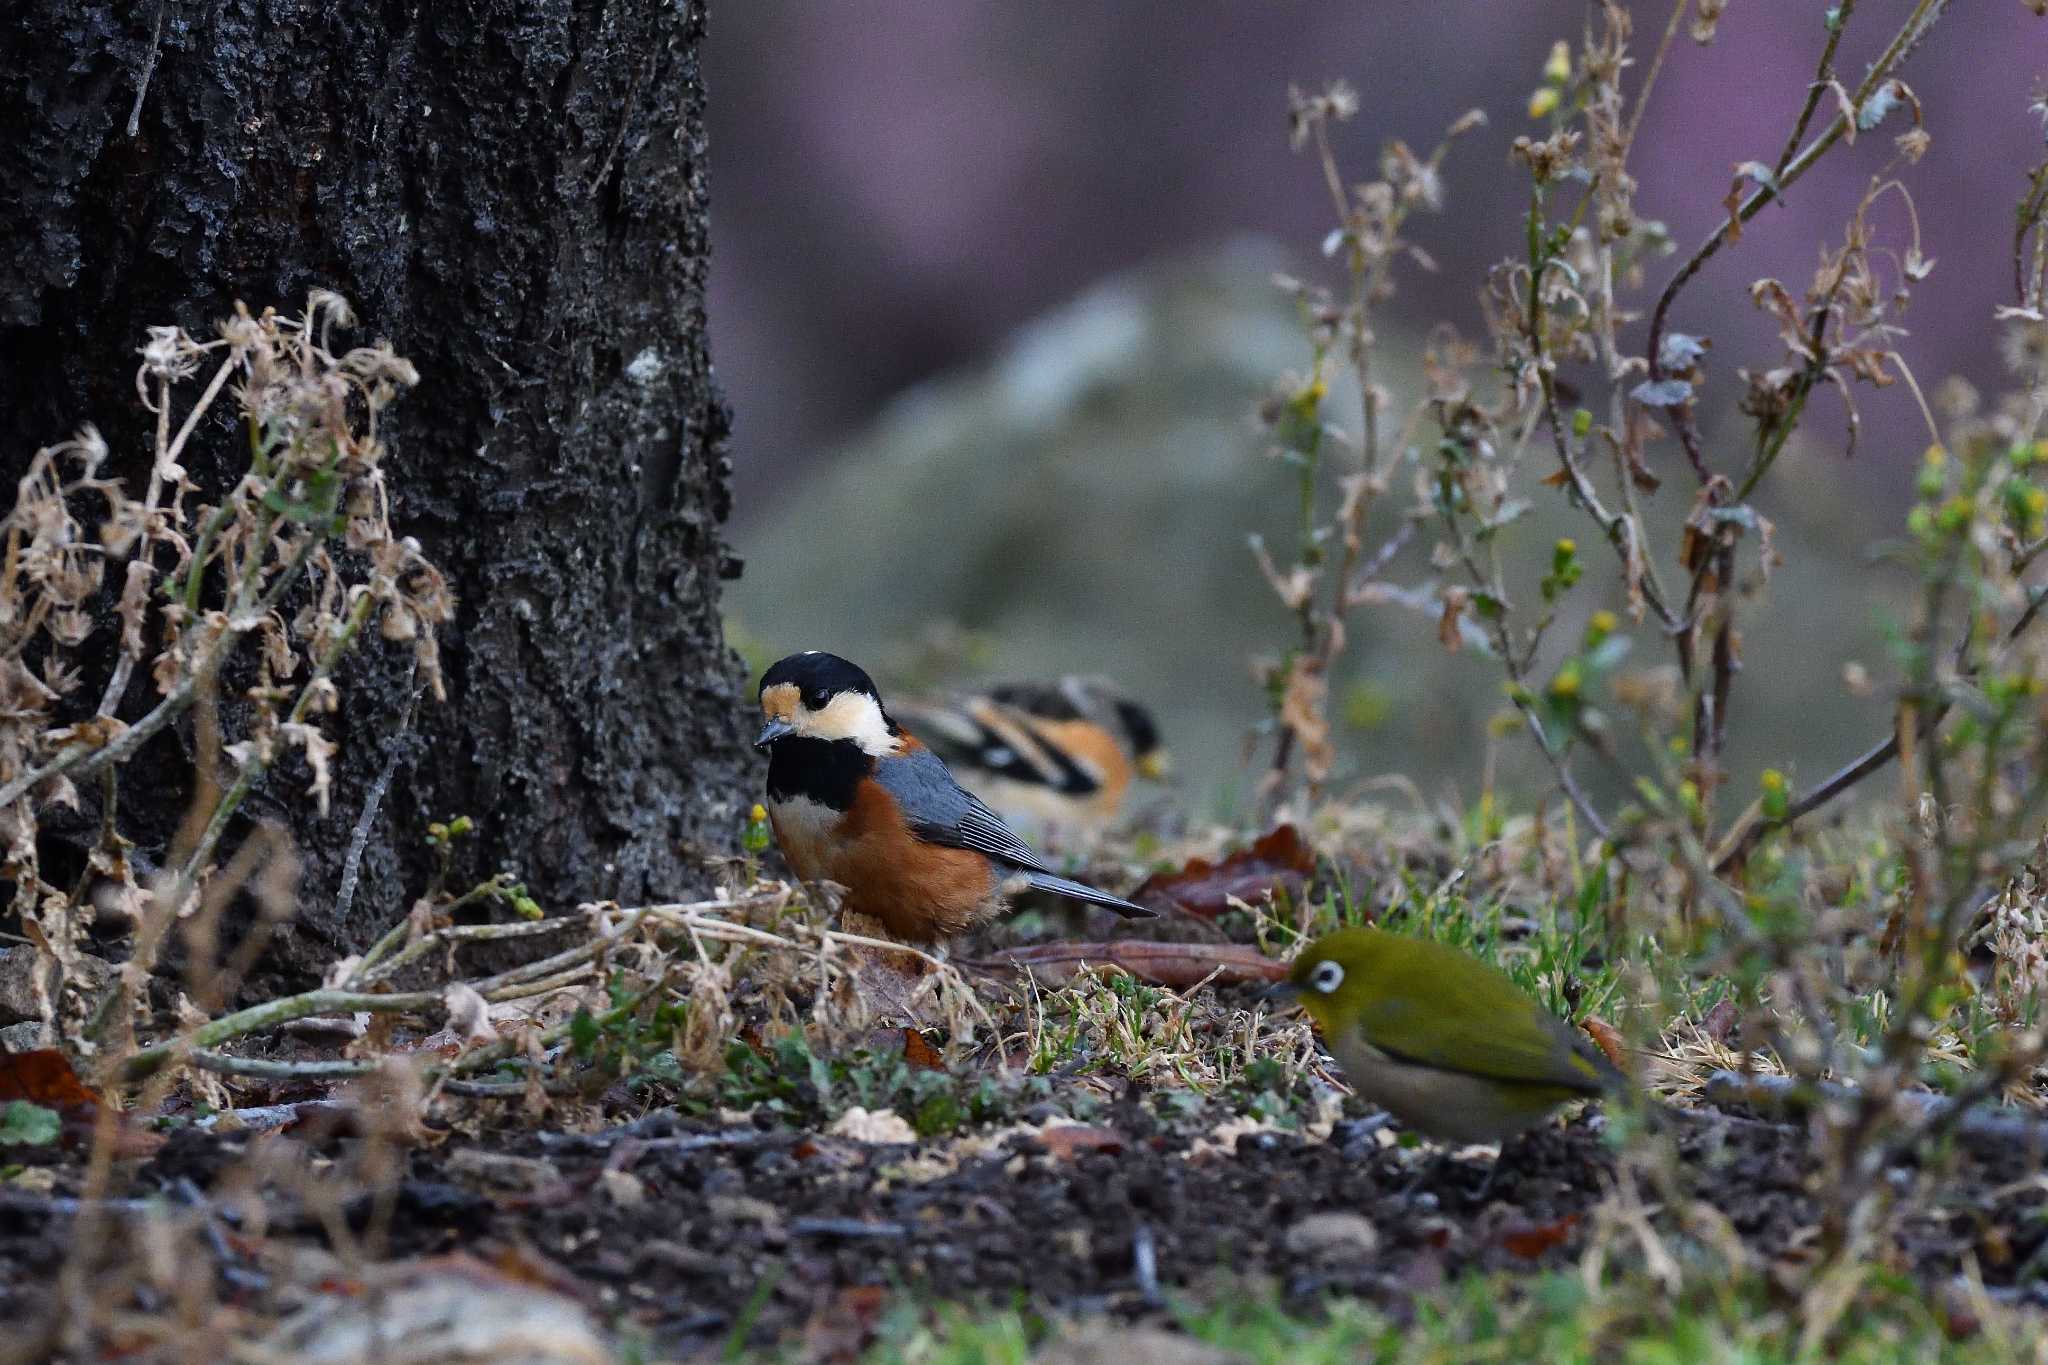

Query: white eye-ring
[1308,959,1345,993]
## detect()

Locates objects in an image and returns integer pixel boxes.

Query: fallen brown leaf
[0,1047,161,1156]
[969,941,1286,989]
[1700,996,1739,1044]
[0,1049,100,1108]
[1499,1212,1580,1259]
[1131,824,1315,919]
[1580,1016,1627,1070]
[899,1027,945,1072]
[1036,1125,1126,1161]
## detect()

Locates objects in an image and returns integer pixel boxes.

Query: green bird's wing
[1351,942,1609,1093]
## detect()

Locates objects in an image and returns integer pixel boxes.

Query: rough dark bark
[0,0,754,987]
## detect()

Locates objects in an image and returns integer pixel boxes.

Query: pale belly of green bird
[1329,1035,1590,1144]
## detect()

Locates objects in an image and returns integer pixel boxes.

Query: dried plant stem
[0,525,320,812]
[1434,468,1613,841]
[1713,580,2048,873]
[1644,0,1944,405]
[1621,0,1688,150]
[171,1052,561,1098]
[2018,161,2048,306]
[116,896,839,1088]
[0,677,193,810]
[1505,672,1612,842]
[1541,380,1677,630]
[335,667,418,924]
[161,351,240,485]
[353,915,576,987]
[1768,0,1856,182]
[118,900,691,1080]
[644,901,1002,1040]
[122,988,441,1078]
[177,589,373,885]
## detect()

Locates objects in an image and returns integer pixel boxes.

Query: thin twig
[336,665,418,924]
[355,914,577,987]
[1712,581,2048,873]
[1643,0,1945,413]
[125,0,169,140]
[1621,0,1689,152]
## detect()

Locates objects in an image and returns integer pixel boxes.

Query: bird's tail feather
[1022,870,1156,919]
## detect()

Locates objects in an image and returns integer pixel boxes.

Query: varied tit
[1273,927,1624,1145]
[890,676,1169,836]
[753,652,1157,943]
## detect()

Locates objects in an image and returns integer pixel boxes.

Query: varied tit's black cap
[758,651,881,707]
[1111,698,1163,760]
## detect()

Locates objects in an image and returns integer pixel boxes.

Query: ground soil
[4,1075,2046,1359]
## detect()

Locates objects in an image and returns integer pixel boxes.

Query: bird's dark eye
[1309,960,1345,994]
[805,688,830,709]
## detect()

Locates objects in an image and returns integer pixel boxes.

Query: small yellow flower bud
[1527,86,1560,120]
[1543,40,1572,84]
[1760,768,1789,820]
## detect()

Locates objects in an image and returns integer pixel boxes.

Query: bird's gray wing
[871,744,1053,873]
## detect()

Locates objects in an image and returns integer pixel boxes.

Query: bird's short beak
[1138,750,1173,781]
[1259,978,1300,1003]
[754,718,796,750]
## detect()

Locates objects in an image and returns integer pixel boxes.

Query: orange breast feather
[831,779,997,942]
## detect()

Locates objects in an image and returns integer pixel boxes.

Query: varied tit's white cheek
[801,692,899,755]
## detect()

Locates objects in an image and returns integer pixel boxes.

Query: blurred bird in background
[889,676,1169,840]
[754,652,1157,943]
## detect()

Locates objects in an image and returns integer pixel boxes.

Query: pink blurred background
[709,3,2044,510]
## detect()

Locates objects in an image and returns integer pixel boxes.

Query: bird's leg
[1470,1132,1529,1204]
[1398,1145,1453,1203]
[1471,1152,1504,1204]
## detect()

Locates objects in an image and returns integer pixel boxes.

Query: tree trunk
[0,0,753,990]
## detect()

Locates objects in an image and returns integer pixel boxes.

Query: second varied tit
[889,676,1168,836]
[1271,927,1624,1145]
[753,651,1157,943]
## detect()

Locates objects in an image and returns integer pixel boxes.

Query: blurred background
[708,3,2048,819]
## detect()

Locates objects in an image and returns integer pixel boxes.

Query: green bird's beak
[1259,978,1300,1003]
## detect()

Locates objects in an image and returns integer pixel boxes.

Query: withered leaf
[1701,996,1739,1043]
[1279,659,1334,785]
[899,1027,944,1072]
[1131,824,1315,919]
[1658,332,1710,373]
[1580,1016,1627,1070]
[0,1048,160,1157]
[0,1049,100,1109]
[1036,1125,1127,1161]
[1501,1213,1581,1259]
[1631,378,1693,408]
[1438,587,1470,652]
